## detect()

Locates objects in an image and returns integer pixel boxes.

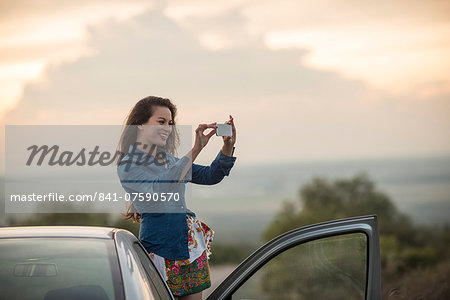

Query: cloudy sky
[1,0,449,170]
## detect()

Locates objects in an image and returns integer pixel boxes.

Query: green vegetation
[209,243,256,265]
[262,172,450,299]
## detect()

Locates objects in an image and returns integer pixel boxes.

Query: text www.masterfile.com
[9,192,181,202]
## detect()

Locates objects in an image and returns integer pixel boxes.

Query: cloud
[239,1,450,96]
[164,0,450,96]
[3,6,449,167]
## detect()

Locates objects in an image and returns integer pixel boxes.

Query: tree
[256,172,449,299]
[263,172,415,245]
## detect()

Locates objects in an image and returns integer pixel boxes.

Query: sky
[1,0,449,171]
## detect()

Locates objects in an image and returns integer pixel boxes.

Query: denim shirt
[117,144,236,260]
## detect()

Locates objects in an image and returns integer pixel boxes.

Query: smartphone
[215,123,232,136]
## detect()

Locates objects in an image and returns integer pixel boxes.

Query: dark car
[0,215,381,300]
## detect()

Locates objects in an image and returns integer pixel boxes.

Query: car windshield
[0,237,123,300]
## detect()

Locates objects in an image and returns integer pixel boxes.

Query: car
[0,215,381,300]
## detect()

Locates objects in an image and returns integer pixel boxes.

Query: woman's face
[139,106,173,148]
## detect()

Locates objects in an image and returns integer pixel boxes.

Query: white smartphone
[215,123,232,136]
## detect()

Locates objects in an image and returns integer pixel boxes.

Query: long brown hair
[117,96,180,223]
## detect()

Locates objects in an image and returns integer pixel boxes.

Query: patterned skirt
[147,213,215,297]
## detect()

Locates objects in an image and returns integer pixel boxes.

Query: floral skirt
[147,213,215,297]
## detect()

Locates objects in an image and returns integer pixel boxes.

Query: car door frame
[207,215,381,300]
[114,229,175,300]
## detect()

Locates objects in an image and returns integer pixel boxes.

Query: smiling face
[139,106,174,148]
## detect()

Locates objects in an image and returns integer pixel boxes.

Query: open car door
[207,215,381,300]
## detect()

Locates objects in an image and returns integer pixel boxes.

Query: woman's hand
[179,122,217,182]
[221,115,236,156]
[194,122,217,151]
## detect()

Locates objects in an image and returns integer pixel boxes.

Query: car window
[232,233,367,300]
[132,243,172,299]
[0,237,124,300]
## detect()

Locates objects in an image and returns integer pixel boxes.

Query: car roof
[0,226,117,239]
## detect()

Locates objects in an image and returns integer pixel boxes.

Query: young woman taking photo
[116,96,237,299]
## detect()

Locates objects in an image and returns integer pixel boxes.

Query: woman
[116,96,236,299]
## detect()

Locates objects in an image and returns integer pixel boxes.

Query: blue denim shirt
[117,144,236,260]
